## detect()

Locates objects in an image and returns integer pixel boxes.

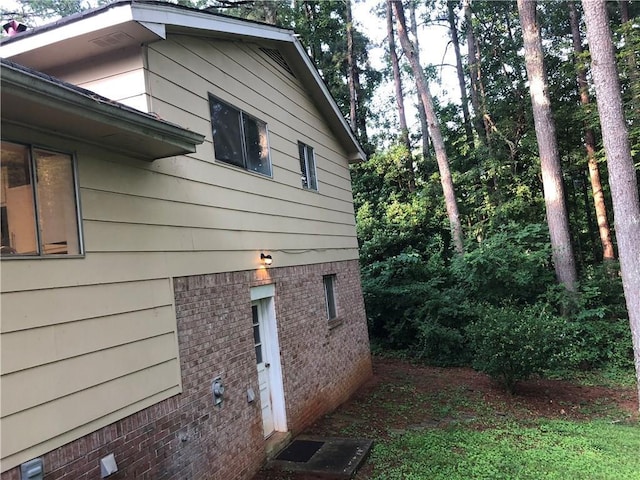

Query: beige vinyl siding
[0,274,181,469]
[49,46,149,112]
[1,32,361,471]
[142,35,359,265]
[1,362,179,468]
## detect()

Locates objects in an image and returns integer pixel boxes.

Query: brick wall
[1,260,371,480]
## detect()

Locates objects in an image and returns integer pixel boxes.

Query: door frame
[250,284,287,434]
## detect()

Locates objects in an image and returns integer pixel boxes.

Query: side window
[298,142,318,191]
[1,141,82,256]
[209,95,272,176]
[323,274,337,320]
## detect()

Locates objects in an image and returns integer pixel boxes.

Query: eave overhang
[1,59,205,161]
[0,0,365,162]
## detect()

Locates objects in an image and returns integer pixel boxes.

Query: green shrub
[362,250,473,365]
[451,222,554,306]
[362,251,440,349]
[467,304,571,393]
[542,264,633,370]
[413,318,469,365]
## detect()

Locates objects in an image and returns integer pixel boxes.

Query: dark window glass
[323,274,337,319]
[1,142,37,255]
[253,324,261,344]
[243,115,271,176]
[298,142,317,190]
[209,95,271,176]
[210,100,244,167]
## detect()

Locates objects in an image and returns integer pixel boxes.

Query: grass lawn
[371,419,640,479]
[254,357,639,480]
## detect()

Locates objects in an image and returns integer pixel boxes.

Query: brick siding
[1,260,371,480]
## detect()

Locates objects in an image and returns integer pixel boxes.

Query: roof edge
[1,59,205,157]
[0,0,365,162]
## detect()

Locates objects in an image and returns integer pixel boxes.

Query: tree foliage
[353,0,637,392]
[2,0,638,393]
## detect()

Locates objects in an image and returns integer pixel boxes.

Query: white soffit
[0,4,135,58]
[0,0,366,162]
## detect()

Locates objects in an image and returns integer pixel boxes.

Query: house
[0,2,372,479]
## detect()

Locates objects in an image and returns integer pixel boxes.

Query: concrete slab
[266,435,373,479]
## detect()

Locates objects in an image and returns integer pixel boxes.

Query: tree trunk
[302,1,319,60]
[387,0,415,191]
[447,1,474,150]
[346,0,357,131]
[261,1,278,25]
[568,1,615,262]
[582,0,640,411]
[619,0,640,117]
[409,0,431,160]
[353,64,370,149]
[463,0,488,145]
[392,0,465,254]
[517,0,577,291]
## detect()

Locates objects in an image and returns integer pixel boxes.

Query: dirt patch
[253,356,638,480]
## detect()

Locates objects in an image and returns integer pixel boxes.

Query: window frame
[298,141,318,191]
[1,140,84,259]
[323,274,338,320]
[208,94,273,177]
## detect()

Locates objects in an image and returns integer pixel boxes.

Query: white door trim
[250,285,287,435]
[251,284,275,300]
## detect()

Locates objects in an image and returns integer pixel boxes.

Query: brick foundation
[1,260,371,480]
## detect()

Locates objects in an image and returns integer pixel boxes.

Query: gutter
[1,59,205,156]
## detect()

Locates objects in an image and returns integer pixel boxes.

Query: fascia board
[130,3,293,43]
[130,3,365,161]
[291,38,366,162]
[138,21,166,39]
[0,4,136,58]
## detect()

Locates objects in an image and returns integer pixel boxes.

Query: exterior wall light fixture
[260,253,273,266]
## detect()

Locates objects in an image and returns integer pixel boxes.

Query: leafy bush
[467,303,572,393]
[412,318,468,365]
[542,264,633,370]
[362,250,473,365]
[451,223,554,306]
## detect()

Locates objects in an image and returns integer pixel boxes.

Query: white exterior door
[252,301,274,436]
[250,285,287,438]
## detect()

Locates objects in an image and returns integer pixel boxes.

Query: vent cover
[90,31,134,48]
[260,47,296,77]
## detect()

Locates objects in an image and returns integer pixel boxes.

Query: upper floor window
[298,142,318,190]
[209,95,272,177]
[1,141,82,257]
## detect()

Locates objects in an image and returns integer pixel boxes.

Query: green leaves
[466,303,570,393]
[451,222,554,305]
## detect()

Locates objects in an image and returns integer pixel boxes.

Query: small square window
[1,141,82,256]
[323,274,337,320]
[298,142,318,190]
[209,95,272,176]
